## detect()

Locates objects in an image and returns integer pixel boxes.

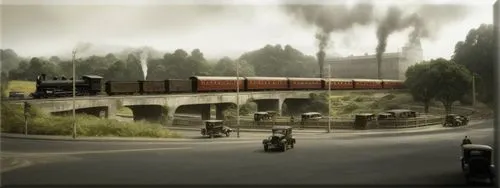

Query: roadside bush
[1,103,181,138]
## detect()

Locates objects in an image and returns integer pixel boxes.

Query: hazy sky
[1,0,496,60]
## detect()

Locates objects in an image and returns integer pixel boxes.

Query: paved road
[1,120,494,186]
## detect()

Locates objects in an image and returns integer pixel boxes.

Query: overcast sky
[1,0,496,60]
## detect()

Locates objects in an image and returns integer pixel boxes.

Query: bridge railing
[171,116,446,130]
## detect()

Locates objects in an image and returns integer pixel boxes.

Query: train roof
[190,76,245,80]
[323,78,354,82]
[287,77,322,81]
[82,75,103,79]
[381,79,404,82]
[244,77,288,81]
[352,79,383,82]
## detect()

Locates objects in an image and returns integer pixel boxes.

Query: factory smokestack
[316,50,326,78]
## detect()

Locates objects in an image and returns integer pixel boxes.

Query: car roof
[204,120,224,123]
[385,109,414,113]
[254,112,268,114]
[462,144,493,151]
[357,113,375,116]
[302,112,321,115]
[272,126,292,130]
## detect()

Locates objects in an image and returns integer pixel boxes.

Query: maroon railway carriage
[105,81,141,95]
[139,80,165,94]
[167,79,192,93]
[245,77,288,91]
[288,78,323,90]
[352,79,383,89]
[381,79,405,89]
[322,78,354,90]
[190,76,245,92]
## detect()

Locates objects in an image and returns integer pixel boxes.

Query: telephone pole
[327,64,331,133]
[236,61,240,138]
[72,49,77,139]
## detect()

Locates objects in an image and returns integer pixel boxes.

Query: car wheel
[281,145,287,152]
[264,145,268,152]
[291,142,294,149]
[225,132,230,137]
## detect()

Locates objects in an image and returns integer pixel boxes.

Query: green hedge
[1,103,181,138]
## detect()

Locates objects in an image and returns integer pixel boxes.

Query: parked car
[262,126,296,152]
[461,144,495,185]
[444,114,469,127]
[200,120,233,138]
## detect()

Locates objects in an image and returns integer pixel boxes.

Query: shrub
[1,103,181,138]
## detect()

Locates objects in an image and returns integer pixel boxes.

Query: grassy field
[1,103,181,138]
[6,80,36,95]
[328,92,432,118]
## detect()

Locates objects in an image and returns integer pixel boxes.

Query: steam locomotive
[31,74,405,99]
[31,74,103,99]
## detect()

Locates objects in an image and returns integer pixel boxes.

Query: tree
[1,71,9,97]
[430,59,472,114]
[239,44,317,77]
[1,49,21,72]
[211,57,255,76]
[452,24,494,106]
[405,58,472,114]
[404,62,437,113]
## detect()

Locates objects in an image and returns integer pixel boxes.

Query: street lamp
[72,49,77,139]
[327,64,331,133]
[236,60,240,138]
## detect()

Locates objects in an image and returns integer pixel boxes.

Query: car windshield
[272,129,286,135]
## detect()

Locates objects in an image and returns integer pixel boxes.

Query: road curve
[1,120,494,186]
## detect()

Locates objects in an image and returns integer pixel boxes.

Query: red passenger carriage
[288,78,323,90]
[190,76,245,92]
[352,79,383,89]
[245,77,288,91]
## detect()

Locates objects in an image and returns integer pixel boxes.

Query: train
[30,74,405,99]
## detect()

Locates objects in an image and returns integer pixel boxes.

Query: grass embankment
[329,92,432,118]
[1,103,181,138]
[6,80,36,95]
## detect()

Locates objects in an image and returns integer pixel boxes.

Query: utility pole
[72,49,77,139]
[236,60,240,138]
[327,64,331,133]
[472,73,476,107]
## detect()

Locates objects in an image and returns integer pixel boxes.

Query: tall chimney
[316,51,326,78]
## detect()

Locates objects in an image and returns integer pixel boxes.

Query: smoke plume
[284,2,375,78]
[375,4,469,79]
[139,50,149,80]
[74,42,93,54]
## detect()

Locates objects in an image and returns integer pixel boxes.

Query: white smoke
[139,50,148,80]
[74,42,93,53]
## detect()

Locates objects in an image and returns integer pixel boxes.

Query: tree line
[405,24,494,112]
[1,44,319,82]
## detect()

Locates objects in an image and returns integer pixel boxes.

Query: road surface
[1,119,494,186]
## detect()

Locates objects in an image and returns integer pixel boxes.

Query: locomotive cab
[82,75,103,95]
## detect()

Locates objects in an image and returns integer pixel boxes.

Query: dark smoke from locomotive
[375,4,469,79]
[283,2,375,78]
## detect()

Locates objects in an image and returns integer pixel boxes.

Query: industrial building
[325,41,424,80]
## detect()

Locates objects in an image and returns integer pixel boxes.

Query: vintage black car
[354,113,376,130]
[262,126,296,152]
[200,120,233,138]
[300,112,322,125]
[461,144,495,184]
[444,114,469,127]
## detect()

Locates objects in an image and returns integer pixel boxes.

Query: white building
[325,41,424,80]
